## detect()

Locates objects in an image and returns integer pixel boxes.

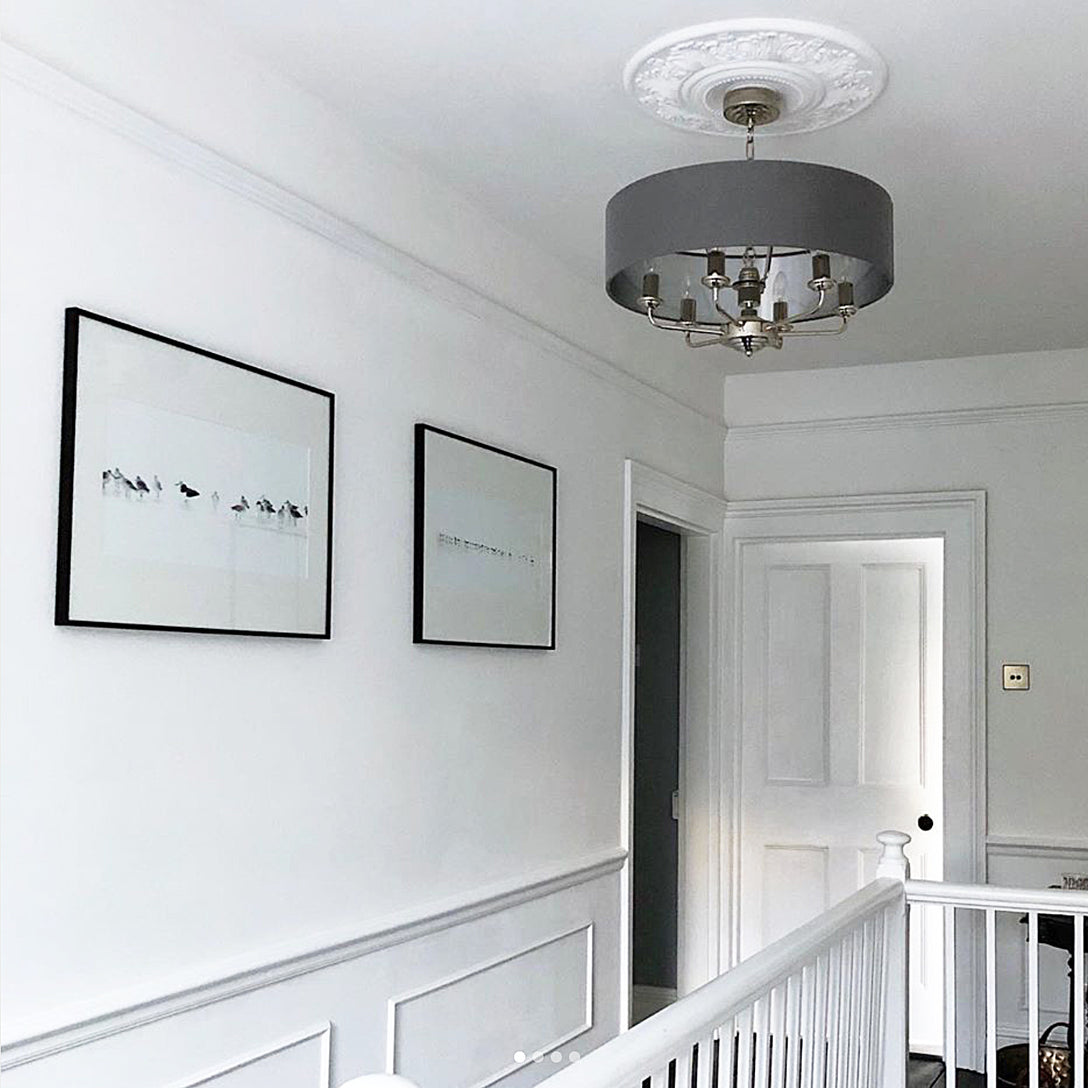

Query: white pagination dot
[513,1052,526,1064]
[532,1051,544,1063]
[550,1052,562,1063]
[569,1052,581,1062]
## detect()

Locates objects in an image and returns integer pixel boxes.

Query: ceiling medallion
[606,24,893,358]
[623,18,887,136]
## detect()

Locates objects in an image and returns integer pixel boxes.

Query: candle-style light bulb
[771,271,789,324]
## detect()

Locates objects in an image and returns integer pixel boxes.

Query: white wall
[0,19,725,1088]
[724,347,1088,1044]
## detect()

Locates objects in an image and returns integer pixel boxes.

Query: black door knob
[917,814,934,831]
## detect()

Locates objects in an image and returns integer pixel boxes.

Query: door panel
[737,537,944,1052]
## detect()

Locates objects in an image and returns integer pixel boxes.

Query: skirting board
[1,847,624,1070]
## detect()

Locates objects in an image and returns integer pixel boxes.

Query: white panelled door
[736,537,944,1052]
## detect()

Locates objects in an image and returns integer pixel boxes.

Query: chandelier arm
[646,308,729,336]
[780,316,849,337]
[711,287,743,326]
[684,332,727,349]
[784,287,829,324]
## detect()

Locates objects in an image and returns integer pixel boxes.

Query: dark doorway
[631,520,681,1025]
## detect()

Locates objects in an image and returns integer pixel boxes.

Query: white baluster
[719,1019,737,1088]
[736,1006,754,1088]
[770,983,787,1088]
[785,973,802,1088]
[1074,915,1084,1088]
[813,951,830,1088]
[839,926,857,1088]
[1028,912,1040,1088]
[675,1041,694,1088]
[857,919,874,1088]
[870,914,887,1088]
[943,905,957,1087]
[800,961,817,1088]
[986,909,997,1088]
[695,1031,716,1088]
[754,994,771,1088]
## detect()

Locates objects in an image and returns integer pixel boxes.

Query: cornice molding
[725,400,1088,441]
[0,846,626,1070]
[0,42,724,435]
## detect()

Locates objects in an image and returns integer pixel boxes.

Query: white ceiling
[184,0,1088,374]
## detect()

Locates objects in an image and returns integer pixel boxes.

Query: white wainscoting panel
[388,925,593,1088]
[164,1023,330,1088]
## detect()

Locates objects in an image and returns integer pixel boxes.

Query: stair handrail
[540,877,905,1088]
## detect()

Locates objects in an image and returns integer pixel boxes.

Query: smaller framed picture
[414,424,556,649]
[56,309,334,637]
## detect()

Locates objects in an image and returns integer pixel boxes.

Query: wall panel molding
[987,836,1088,859]
[387,925,593,1088]
[0,847,624,1070]
[164,1023,331,1088]
[0,43,724,435]
[725,400,1088,442]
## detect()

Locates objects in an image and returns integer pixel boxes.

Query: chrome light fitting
[606,84,894,357]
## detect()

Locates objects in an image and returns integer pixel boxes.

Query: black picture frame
[56,308,334,638]
[413,424,557,649]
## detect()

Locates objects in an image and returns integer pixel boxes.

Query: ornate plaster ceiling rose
[623,18,887,136]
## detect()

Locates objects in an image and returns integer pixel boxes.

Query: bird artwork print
[101,466,308,535]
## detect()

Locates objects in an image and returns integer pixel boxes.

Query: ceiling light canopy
[607,22,893,358]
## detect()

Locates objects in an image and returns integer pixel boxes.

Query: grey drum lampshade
[605,160,894,325]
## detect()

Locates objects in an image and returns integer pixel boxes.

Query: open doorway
[619,460,727,1031]
[631,521,682,1025]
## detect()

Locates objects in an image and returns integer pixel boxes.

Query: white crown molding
[725,488,988,518]
[0,42,724,435]
[987,835,1088,858]
[725,400,1088,441]
[0,846,625,1070]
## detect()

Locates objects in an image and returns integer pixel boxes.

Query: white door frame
[721,489,987,1063]
[620,460,726,1029]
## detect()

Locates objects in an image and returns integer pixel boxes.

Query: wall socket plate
[1002,663,1030,690]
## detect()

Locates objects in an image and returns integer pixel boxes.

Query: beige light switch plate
[1002,664,1030,690]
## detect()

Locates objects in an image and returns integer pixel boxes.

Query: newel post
[876,831,911,1088]
[876,829,912,882]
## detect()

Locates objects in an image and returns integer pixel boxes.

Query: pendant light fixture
[606,20,894,358]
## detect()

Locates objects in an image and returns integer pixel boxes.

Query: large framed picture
[414,424,556,648]
[56,309,334,637]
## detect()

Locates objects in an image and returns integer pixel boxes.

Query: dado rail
[342,832,1088,1088]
